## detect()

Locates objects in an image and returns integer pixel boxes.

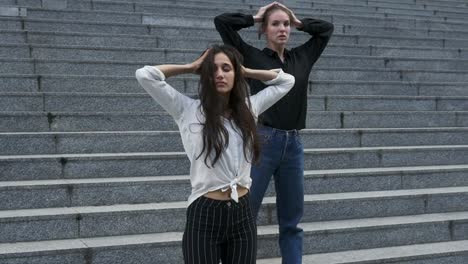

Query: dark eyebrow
[271,19,290,23]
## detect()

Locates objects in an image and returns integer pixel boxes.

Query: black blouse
[215,13,334,130]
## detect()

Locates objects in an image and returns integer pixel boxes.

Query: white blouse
[135,66,295,205]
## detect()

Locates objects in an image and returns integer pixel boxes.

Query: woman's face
[264,10,291,46]
[213,52,235,95]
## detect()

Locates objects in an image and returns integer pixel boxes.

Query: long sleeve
[249,70,295,116]
[214,13,256,54]
[293,18,334,65]
[135,66,193,121]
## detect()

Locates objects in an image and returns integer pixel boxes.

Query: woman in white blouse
[136,45,294,264]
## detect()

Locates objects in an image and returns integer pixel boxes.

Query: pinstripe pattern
[182,194,257,264]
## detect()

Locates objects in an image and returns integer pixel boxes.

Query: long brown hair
[258,4,294,39]
[196,45,260,167]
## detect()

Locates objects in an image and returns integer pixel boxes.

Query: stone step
[25,29,162,47]
[2,58,468,82]
[0,30,26,43]
[13,0,468,19]
[423,2,468,12]
[256,240,468,264]
[3,38,467,65]
[2,5,465,35]
[434,9,468,20]
[311,68,468,82]
[1,186,468,243]
[0,74,142,93]
[371,0,468,8]
[0,43,29,58]
[3,36,468,60]
[310,0,468,9]
[0,211,467,261]
[310,80,468,97]
[8,0,242,8]
[57,1,427,20]
[26,8,143,24]
[0,6,26,17]
[15,0,463,22]
[53,0,468,16]
[1,110,468,132]
[2,17,467,49]
[4,92,468,112]
[156,35,468,52]
[145,12,468,31]
[5,22,468,49]
[2,145,468,180]
[23,5,468,28]
[323,0,468,13]
[319,0,468,13]
[336,24,468,40]
[94,1,467,22]
[2,164,468,209]
[0,0,17,5]
[0,58,34,74]
[3,44,468,71]
[21,17,149,35]
[2,74,466,96]
[2,127,468,155]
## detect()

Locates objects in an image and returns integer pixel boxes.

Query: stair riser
[2,129,468,155]
[16,30,468,53]
[3,169,468,209]
[2,148,468,180]
[5,47,468,71]
[5,94,468,112]
[3,76,467,97]
[1,112,468,132]
[3,193,468,243]
[0,218,466,258]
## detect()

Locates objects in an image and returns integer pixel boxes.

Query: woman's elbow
[213,15,224,29]
[135,68,145,81]
[286,75,296,89]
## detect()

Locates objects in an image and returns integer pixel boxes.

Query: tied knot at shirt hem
[221,176,242,202]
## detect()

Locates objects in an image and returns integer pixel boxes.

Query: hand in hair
[253,1,278,22]
[275,2,303,28]
[154,48,210,78]
[242,66,280,82]
[190,48,210,74]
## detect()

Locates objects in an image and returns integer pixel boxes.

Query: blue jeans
[250,125,304,264]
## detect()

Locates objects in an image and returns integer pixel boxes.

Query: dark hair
[196,45,260,167]
[258,4,294,39]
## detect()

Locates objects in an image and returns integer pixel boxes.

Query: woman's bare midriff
[204,185,249,200]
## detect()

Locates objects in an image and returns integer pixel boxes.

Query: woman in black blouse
[215,2,334,263]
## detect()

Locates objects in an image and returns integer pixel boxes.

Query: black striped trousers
[182,194,257,264]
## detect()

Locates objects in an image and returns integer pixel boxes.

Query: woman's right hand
[190,48,210,74]
[253,1,278,22]
[243,67,280,81]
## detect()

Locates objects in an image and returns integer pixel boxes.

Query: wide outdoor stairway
[1,0,468,263]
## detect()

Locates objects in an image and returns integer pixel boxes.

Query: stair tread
[257,240,468,263]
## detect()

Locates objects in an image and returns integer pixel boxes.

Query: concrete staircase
[1,0,468,263]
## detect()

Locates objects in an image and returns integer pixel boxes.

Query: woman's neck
[219,93,231,117]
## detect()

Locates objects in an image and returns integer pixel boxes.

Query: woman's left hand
[276,2,303,28]
[241,66,247,76]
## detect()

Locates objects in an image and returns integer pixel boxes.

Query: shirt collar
[262,47,290,59]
